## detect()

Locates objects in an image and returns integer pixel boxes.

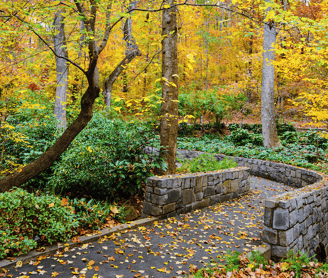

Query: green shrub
[48,115,166,199]
[299,129,328,149]
[177,122,218,137]
[0,188,79,258]
[225,129,263,146]
[70,198,126,229]
[2,115,60,187]
[229,123,262,134]
[177,154,237,173]
[280,131,299,144]
[229,122,296,136]
[276,122,296,135]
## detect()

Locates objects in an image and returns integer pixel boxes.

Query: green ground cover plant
[177,154,237,173]
[172,133,328,173]
[187,250,328,277]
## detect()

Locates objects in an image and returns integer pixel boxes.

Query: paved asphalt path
[8,177,294,278]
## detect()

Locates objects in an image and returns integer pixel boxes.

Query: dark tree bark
[261,0,281,148]
[53,12,69,129]
[160,0,178,175]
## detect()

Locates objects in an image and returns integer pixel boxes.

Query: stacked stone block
[262,182,328,261]
[142,168,250,219]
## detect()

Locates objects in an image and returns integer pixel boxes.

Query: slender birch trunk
[53,12,68,129]
[261,0,281,148]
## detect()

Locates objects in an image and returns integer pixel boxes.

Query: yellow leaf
[87,260,95,266]
[49,203,54,208]
[111,206,120,215]
[157,267,167,272]
[16,261,23,268]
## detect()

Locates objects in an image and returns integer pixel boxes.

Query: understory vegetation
[0,187,126,259]
[0,112,167,258]
[2,116,328,259]
[177,154,237,173]
[173,122,328,174]
[187,250,328,278]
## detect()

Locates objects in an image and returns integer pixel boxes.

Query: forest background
[1,0,328,188]
[1,0,328,261]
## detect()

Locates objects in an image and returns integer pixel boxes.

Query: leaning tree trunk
[0,83,100,193]
[53,12,69,129]
[160,0,178,175]
[261,1,281,148]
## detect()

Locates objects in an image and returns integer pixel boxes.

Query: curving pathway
[7,177,293,278]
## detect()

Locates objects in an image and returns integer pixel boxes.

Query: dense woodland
[1,0,328,270]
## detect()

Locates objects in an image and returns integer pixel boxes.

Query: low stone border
[0,217,158,270]
[142,167,250,219]
[144,147,328,261]
[262,180,328,261]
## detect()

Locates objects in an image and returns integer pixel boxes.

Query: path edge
[0,217,158,271]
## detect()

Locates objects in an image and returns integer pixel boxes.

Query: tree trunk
[104,1,139,108]
[160,0,178,175]
[53,12,68,129]
[204,15,209,91]
[261,1,281,148]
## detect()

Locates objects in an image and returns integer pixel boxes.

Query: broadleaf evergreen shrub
[48,114,167,199]
[0,188,79,258]
[225,129,263,146]
[2,115,60,187]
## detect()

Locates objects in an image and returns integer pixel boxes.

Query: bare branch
[13,15,87,75]
[98,2,113,54]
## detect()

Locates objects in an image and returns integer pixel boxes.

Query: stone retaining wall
[262,182,328,261]
[142,167,250,219]
[143,147,327,261]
